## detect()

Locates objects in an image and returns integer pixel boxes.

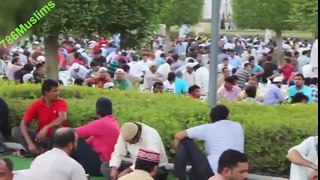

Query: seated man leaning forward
[287,136,318,180]
[12,79,68,155]
[108,122,169,180]
[173,105,244,180]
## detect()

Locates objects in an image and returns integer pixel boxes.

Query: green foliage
[289,0,318,35]
[33,0,167,48]
[0,82,318,176]
[0,0,43,36]
[232,0,295,32]
[161,0,204,26]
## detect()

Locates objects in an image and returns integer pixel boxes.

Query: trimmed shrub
[1,83,318,176]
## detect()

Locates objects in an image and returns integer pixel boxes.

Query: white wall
[202,0,232,19]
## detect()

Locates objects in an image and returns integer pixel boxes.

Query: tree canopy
[232,0,295,34]
[33,0,167,47]
[289,0,318,35]
[161,0,204,27]
[1,0,170,79]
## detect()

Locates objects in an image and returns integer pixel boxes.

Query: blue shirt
[288,85,313,103]
[218,53,228,64]
[252,65,263,73]
[175,78,188,95]
[264,84,285,105]
[155,57,166,67]
[229,56,243,69]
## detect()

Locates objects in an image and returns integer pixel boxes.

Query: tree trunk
[164,25,171,53]
[275,30,283,63]
[44,35,59,81]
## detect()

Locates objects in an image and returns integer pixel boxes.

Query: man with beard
[83,67,112,88]
[28,128,87,180]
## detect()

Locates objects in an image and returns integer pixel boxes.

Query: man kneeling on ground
[12,79,68,155]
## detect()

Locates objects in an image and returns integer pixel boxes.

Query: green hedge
[0,82,318,176]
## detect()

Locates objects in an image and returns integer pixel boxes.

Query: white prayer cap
[17,48,24,53]
[104,82,114,89]
[74,44,81,49]
[23,74,34,83]
[273,77,283,83]
[115,68,125,74]
[72,63,80,69]
[37,56,45,62]
[98,67,108,73]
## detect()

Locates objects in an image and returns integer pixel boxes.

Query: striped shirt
[235,69,251,90]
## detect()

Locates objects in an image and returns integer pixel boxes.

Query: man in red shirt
[12,79,68,155]
[280,58,295,84]
[70,52,85,66]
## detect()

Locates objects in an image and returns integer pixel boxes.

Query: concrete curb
[249,174,288,180]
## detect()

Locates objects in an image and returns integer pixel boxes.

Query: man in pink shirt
[217,76,242,102]
[73,97,120,177]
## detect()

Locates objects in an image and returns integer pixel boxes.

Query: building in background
[203,0,232,20]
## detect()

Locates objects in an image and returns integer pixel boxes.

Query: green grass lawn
[171,22,314,38]
[3,155,175,180]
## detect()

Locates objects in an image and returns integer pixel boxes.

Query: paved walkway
[249,174,288,180]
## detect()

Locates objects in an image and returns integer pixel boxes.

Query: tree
[161,0,204,52]
[232,0,295,56]
[290,0,318,36]
[0,0,43,55]
[0,0,169,80]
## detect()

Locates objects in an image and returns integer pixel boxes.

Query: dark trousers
[174,139,214,180]
[72,138,102,176]
[104,161,168,180]
[11,127,52,152]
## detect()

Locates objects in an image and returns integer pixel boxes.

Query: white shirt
[217,63,233,73]
[310,39,318,77]
[241,50,258,62]
[194,67,209,95]
[158,63,171,81]
[109,123,168,168]
[224,43,235,50]
[0,59,6,75]
[13,169,30,180]
[5,63,21,80]
[289,136,318,180]
[76,48,91,64]
[154,50,163,59]
[28,148,87,180]
[18,53,28,66]
[68,64,89,80]
[143,70,163,90]
[106,51,117,63]
[136,60,152,75]
[187,120,244,173]
[163,80,175,93]
[182,71,196,87]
